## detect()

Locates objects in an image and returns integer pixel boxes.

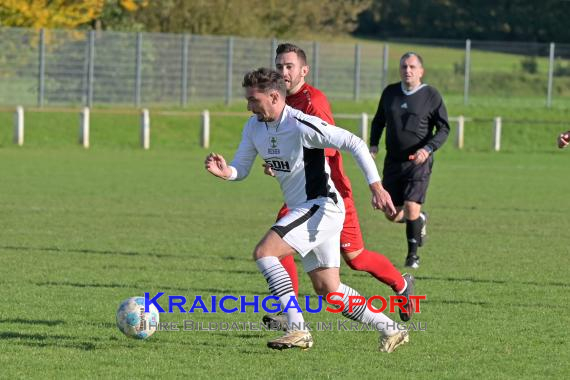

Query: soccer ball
[116,296,159,339]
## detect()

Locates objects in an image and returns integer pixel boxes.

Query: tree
[0,0,105,29]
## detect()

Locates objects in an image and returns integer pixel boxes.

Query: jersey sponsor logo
[264,158,291,172]
[401,102,408,109]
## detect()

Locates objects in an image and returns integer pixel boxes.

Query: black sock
[406,217,423,258]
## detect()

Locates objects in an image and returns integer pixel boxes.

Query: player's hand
[370,182,397,217]
[369,145,379,159]
[262,163,275,177]
[557,131,570,149]
[205,152,231,179]
[409,148,430,165]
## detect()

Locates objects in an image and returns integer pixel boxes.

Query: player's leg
[263,197,344,350]
[340,197,407,294]
[275,204,300,296]
[305,240,409,352]
[261,205,301,331]
[253,230,305,331]
[403,157,432,269]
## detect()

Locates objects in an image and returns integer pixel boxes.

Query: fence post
[38,28,45,107]
[354,44,361,101]
[201,110,210,149]
[547,42,555,108]
[79,107,90,148]
[456,116,465,149]
[464,39,471,106]
[86,30,95,108]
[140,108,150,150]
[360,113,368,143]
[493,117,502,152]
[225,37,234,105]
[135,32,142,107]
[181,34,189,107]
[313,41,319,88]
[14,106,24,146]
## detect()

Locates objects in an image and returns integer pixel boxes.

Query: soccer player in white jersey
[205,68,410,352]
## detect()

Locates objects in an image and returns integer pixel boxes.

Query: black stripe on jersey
[303,147,332,201]
[294,117,325,136]
[271,204,320,238]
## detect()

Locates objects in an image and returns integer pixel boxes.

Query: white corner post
[79,107,90,148]
[493,117,502,152]
[456,115,465,149]
[360,112,368,143]
[141,108,150,150]
[201,110,210,149]
[14,106,24,146]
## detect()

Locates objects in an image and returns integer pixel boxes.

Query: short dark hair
[242,68,286,97]
[400,52,424,67]
[276,43,307,65]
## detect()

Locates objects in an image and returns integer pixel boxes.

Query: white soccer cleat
[379,330,409,353]
[267,330,313,350]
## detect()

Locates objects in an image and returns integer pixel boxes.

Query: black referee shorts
[382,156,433,207]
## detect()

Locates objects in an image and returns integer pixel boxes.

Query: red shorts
[275,196,364,254]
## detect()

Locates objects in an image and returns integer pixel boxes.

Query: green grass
[0,106,569,378]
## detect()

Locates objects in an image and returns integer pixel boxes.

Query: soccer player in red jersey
[262,43,415,326]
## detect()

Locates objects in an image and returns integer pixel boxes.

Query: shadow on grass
[0,245,253,262]
[34,281,262,295]
[0,318,65,326]
[0,331,99,350]
[427,298,568,309]
[416,275,569,288]
[0,245,176,258]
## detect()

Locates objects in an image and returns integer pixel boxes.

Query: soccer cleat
[419,212,428,247]
[379,330,409,353]
[267,330,313,350]
[405,255,420,269]
[262,311,288,331]
[399,273,416,322]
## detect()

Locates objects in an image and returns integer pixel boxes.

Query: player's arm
[411,91,450,165]
[557,130,570,149]
[425,91,450,153]
[300,119,396,215]
[206,123,257,181]
[369,92,387,158]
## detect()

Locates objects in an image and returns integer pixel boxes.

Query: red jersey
[286,83,353,199]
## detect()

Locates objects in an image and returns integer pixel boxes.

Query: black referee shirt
[370,83,450,162]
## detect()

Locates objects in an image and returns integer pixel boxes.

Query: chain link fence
[1,27,569,108]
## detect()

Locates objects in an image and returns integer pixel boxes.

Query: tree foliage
[0,0,105,29]
[355,0,570,43]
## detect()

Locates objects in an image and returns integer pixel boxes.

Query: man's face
[399,55,424,89]
[275,52,308,95]
[245,86,277,122]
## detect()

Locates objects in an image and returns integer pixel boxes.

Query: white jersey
[228,105,380,208]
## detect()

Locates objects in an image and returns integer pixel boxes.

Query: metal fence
[1,27,569,108]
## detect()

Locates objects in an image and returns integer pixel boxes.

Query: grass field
[0,104,569,379]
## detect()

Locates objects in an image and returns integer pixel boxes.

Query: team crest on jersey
[268,137,280,154]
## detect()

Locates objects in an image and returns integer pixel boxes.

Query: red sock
[346,249,405,293]
[279,255,299,296]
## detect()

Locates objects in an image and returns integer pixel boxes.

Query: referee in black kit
[369,52,450,269]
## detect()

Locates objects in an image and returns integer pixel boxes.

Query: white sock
[330,283,399,336]
[256,256,305,330]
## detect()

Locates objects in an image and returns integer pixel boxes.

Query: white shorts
[271,197,345,273]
